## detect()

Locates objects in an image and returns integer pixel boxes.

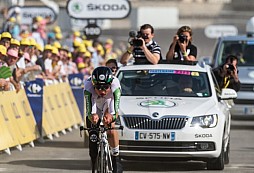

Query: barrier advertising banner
[68,73,84,119]
[24,78,44,134]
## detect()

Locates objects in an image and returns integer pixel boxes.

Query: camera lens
[133,39,143,47]
[178,34,187,43]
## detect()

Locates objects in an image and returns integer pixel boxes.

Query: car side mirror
[219,88,237,100]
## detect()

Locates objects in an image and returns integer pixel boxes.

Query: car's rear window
[217,40,254,66]
[117,69,211,97]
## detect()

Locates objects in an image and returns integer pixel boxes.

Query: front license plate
[244,107,254,115]
[135,131,175,141]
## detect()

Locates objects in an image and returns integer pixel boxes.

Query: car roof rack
[159,59,198,65]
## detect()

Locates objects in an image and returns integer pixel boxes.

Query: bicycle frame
[80,122,123,173]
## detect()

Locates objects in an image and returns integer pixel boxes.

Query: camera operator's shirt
[171,42,197,61]
[212,65,241,92]
[133,40,162,64]
[84,76,121,120]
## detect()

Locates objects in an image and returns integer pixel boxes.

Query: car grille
[240,84,254,92]
[122,115,188,129]
[120,140,215,152]
[233,99,254,104]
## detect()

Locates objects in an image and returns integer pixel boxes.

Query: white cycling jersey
[84,76,121,119]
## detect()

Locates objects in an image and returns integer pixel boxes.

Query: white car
[116,61,237,170]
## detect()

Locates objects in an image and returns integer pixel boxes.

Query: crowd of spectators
[0,11,125,92]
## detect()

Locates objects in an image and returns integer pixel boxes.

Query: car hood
[238,66,254,83]
[120,96,215,117]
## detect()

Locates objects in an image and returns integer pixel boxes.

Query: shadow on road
[34,141,84,149]
[122,160,207,171]
[8,158,208,172]
[9,159,91,170]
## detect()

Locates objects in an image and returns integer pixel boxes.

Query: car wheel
[207,141,225,170]
[224,136,230,164]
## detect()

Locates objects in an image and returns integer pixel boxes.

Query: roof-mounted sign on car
[159,59,198,65]
[66,0,131,19]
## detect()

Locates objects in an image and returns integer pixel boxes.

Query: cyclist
[84,66,122,173]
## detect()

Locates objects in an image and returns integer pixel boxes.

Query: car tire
[224,136,230,164]
[207,141,225,170]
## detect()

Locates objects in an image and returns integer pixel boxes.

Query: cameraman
[166,26,197,62]
[120,24,162,65]
[213,55,241,92]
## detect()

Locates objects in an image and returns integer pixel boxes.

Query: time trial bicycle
[80,121,123,173]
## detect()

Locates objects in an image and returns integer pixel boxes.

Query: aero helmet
[92,66,113,86]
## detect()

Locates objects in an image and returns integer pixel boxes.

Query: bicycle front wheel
[96,145,111,173]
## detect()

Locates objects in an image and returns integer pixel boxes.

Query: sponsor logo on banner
[25,79,44,97]
[67,0,131,19]
[68,73,84,89]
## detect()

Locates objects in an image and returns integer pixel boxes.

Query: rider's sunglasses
[94,84,110,91]
[110,67,117,71]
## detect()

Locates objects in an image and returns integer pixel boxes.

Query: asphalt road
[0,120,253,173]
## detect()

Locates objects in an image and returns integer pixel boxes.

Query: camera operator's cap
[20,38,30,46]
[0,45,7,56]
[11,39,20,46]
[44,44,52,51]
[1,32,12,39]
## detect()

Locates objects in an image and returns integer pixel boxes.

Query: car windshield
[217,40,254,66]
[117,69,211,97]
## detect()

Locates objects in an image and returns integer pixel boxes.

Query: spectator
[166,25,197,62]
[0,32,12,49]
[0,45,7,66]
[106,59,118,76]
[21,52,42,82]
[5,48,21,92]
[104,38,117,61]
[213,55,241,92]
[120,24,161,65]
[43,44,54,79]
[10,39,20,52]
[0,45,10,91]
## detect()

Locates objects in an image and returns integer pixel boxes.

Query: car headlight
[190,114,218,128]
